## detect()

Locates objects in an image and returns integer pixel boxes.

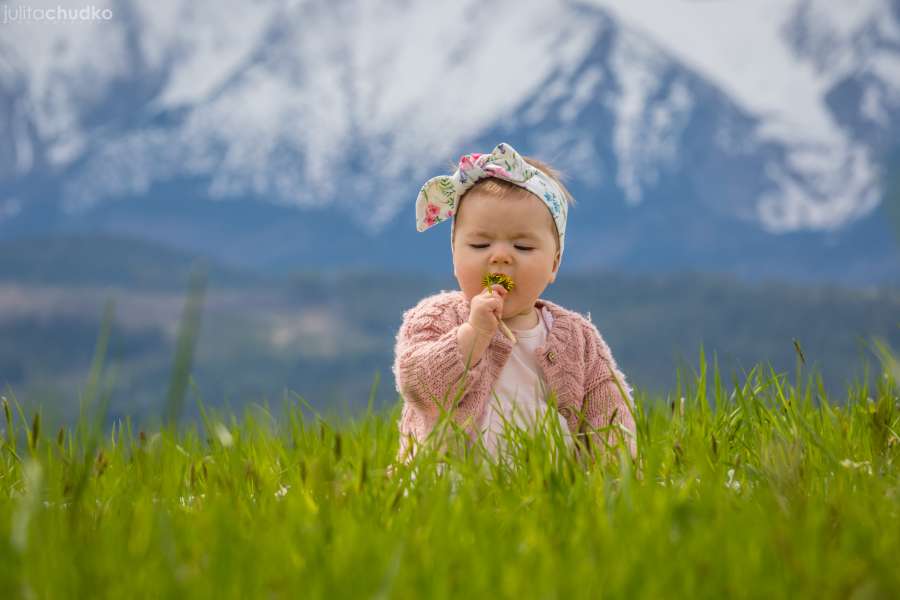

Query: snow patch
[590,0,898,230]
[608,30,692,203]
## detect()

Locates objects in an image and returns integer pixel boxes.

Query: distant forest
[1,235,898,426]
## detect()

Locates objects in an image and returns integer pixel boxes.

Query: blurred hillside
[1,235,897,425]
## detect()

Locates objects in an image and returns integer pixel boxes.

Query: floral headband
[415,142,568,259]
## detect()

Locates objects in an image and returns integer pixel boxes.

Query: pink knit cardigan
[393,290,637,462]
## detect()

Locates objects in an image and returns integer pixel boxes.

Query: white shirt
[476,306,574,460]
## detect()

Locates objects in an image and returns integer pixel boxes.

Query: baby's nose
[489,249,512,263]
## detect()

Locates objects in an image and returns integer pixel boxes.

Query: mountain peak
[1,1,899,283]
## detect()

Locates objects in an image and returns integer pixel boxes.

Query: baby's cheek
[459,279,481,300]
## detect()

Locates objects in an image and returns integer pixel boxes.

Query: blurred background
[1,0,899,424]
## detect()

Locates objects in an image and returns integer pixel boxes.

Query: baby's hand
[467,284,507,335]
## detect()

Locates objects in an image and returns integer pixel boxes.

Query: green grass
[1,346,898,599]
[3,242,898,598]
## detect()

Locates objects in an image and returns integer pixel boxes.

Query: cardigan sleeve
[392,296,492,411]
[577,322,638,461]
[579,373,637,460]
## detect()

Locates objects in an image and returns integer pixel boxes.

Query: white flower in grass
[840,459,872,475]
[214,423,234,448]
[725,468,742,492]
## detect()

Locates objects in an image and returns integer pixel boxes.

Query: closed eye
[469,244,534,251]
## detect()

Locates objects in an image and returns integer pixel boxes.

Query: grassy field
[1,342,898,599]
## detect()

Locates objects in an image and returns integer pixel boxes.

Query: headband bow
[415,142,568,259]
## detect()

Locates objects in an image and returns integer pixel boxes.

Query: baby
[392,143,636,466]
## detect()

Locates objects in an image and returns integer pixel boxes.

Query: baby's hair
[451,155,574,249]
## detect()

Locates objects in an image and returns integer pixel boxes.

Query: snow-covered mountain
[1,0,899,282]
[594,0,900,231]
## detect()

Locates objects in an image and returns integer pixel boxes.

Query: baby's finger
[488,296,504,310]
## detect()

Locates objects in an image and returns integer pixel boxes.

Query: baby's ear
[549,250,561,282]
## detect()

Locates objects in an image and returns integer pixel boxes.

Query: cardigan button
[546,350,557,364]
[559,406,573,419]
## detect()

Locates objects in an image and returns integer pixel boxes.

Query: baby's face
[452,189,560,319]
